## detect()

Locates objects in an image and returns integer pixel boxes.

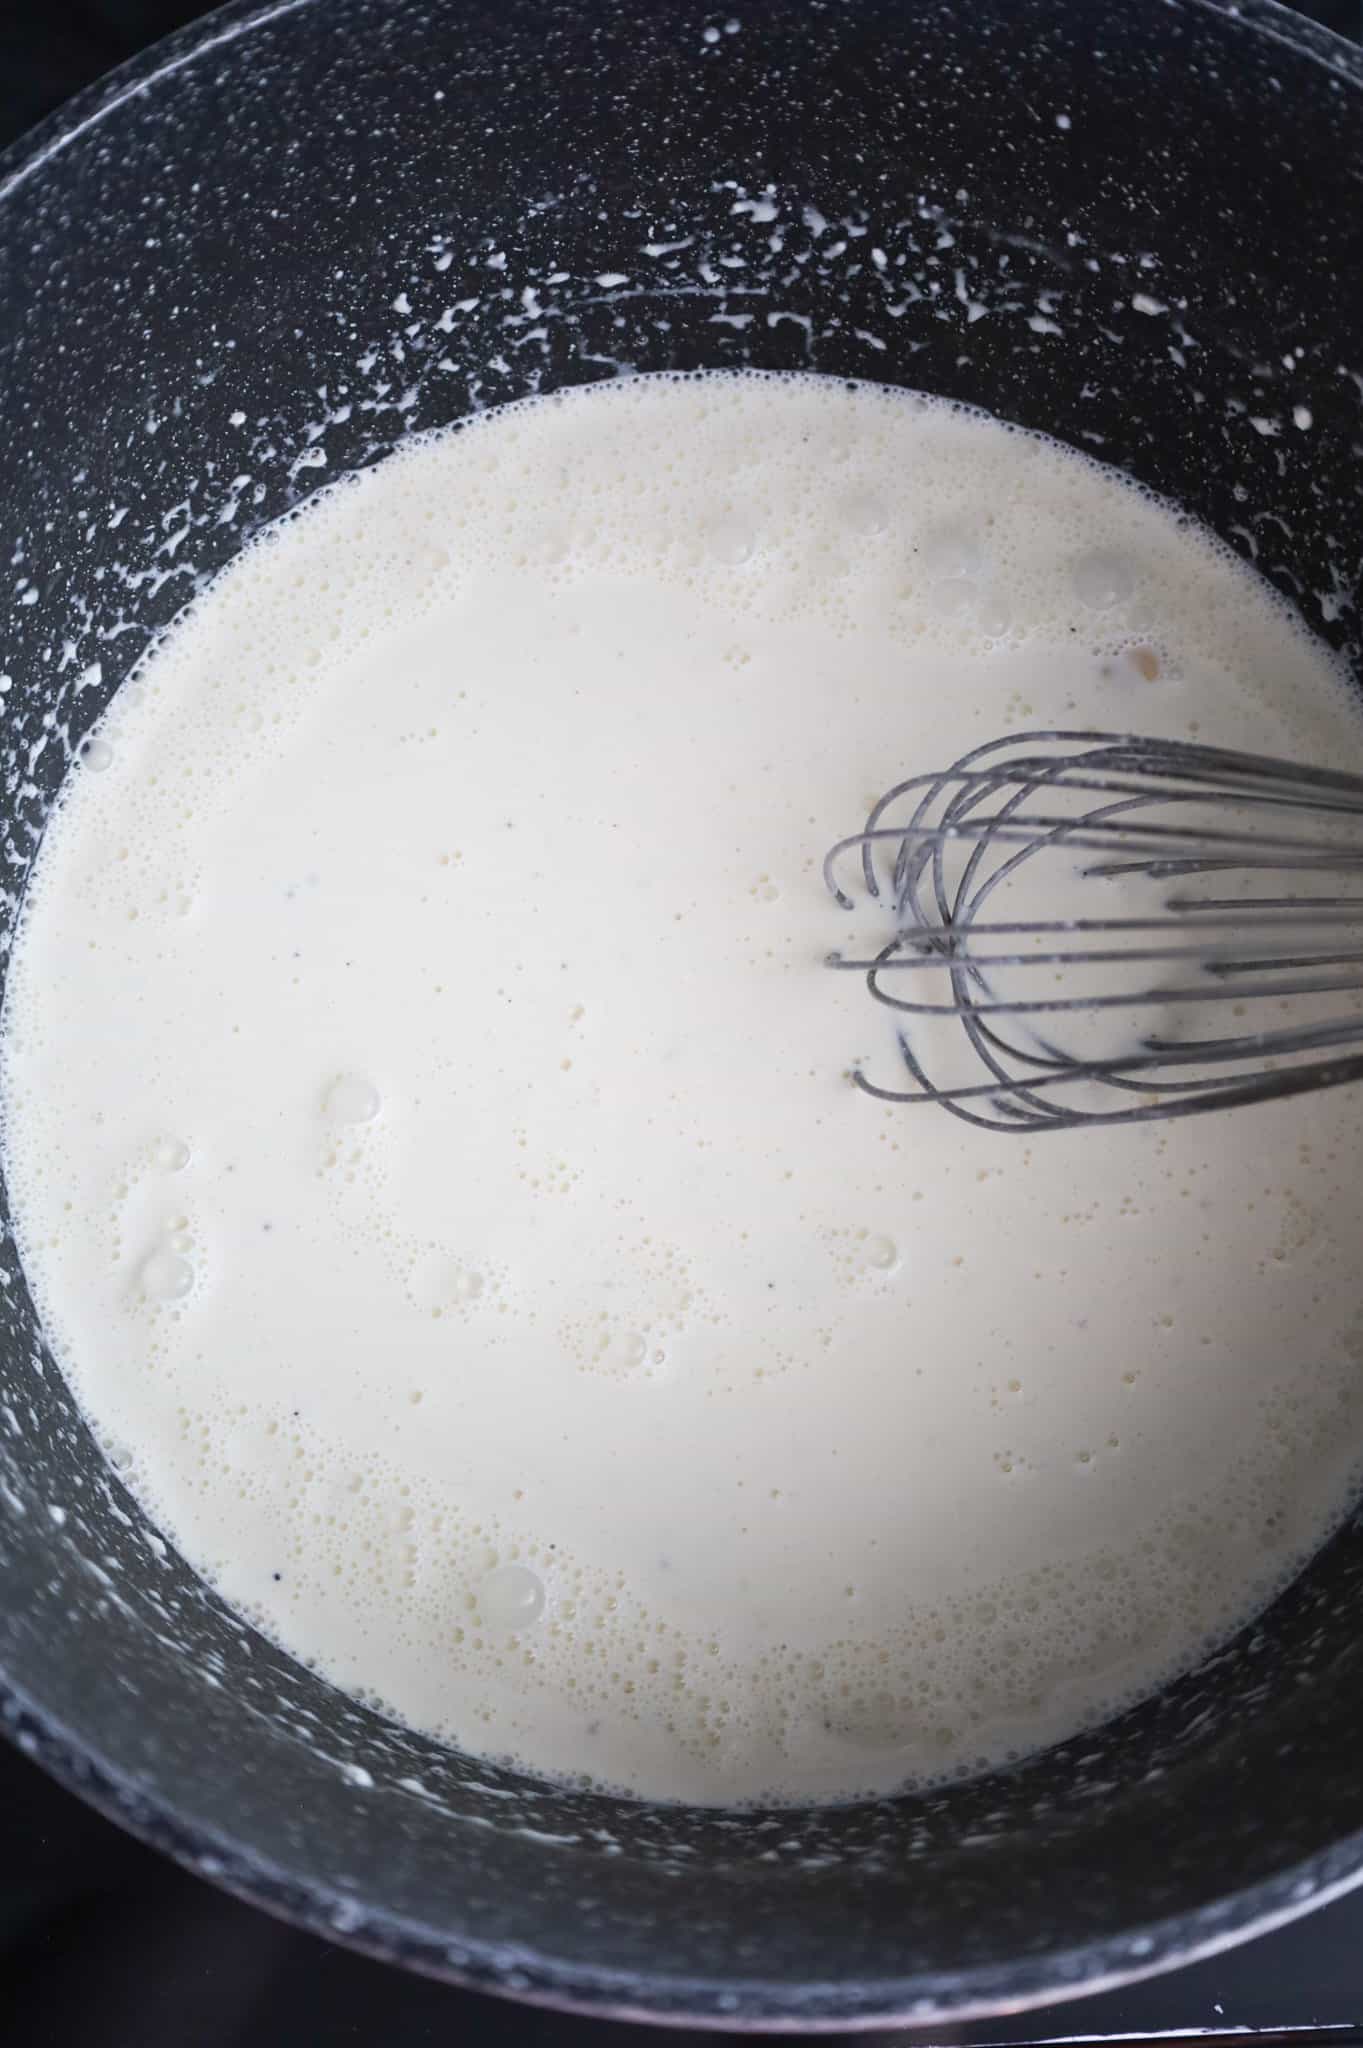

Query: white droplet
[324,1075,381,1123]
[479,1562,546,1631]
[867,1235,898,1270]
[155,1138,191,1172]
[140,1249,193,1301]
[622,1330,648,1367]
[1071,550,1136,609]
[81,737,114,773]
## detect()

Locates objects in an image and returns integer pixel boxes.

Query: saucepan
[1,0,1361,2028]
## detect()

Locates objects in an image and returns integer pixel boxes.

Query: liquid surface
[6,372,1363,1806]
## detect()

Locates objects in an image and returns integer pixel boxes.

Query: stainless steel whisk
[823,730,1363,1132]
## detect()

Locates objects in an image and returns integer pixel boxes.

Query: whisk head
[824,730,1363,1132]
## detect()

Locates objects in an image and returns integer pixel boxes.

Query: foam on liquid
[6,371,1363,1806]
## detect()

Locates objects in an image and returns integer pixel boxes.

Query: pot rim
[8,1671,1363,2030]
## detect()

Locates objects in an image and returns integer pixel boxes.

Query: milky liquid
[6,371,1363,1807]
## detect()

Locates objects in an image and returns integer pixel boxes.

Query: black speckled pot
[1,0,1362,2030]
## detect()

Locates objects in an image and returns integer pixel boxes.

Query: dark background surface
[3,1,1363,2043]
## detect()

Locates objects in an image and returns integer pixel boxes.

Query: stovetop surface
[3,2,1363,2042]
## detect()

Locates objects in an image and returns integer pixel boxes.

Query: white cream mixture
[6,371,1363,1806]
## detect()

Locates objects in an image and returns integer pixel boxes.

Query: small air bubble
[323,1075,381,1124]
[480,1563,546,1631]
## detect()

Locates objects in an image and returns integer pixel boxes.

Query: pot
[1,0,1362,2029]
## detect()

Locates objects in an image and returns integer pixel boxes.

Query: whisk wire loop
[825,732,1363,1131]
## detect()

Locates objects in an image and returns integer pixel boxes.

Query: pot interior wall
[1,0,1362,2026]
